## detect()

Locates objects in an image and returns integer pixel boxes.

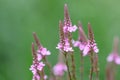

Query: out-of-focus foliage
[0,0,120,80]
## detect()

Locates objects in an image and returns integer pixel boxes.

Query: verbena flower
[37,47,51,61]
[56,4,77,53]
[30,33,51,80]
[53,53,67,76]
[107,37,120,64]
[29,43,43,80]
[73,22,88,51]
[83,23,99,56]
[53,62,67,76]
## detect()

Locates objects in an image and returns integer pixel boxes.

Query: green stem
[94,54,99,80]
[71,53,76,80]
[64,54,72,80]
[80,51,84,80]
[89,52,94,80]
[43,57,56,79]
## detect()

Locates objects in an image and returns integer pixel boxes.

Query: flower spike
[107,37,120,64]
[88,22,94,41]
[78,22,87,43]
[64,4,71,25]
[33,32,41,48]
[63,4,77,33]
[83,23,99,56]
[73,22,88,51]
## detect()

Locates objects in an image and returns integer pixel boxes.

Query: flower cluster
[53,53,67,76]
[107,37,120,64]
[56,4,77,53]
[29,4,120,80]
[29,33,51,80]
[73,23,99,56]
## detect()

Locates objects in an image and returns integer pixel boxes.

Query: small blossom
[44,75,48,80]
[83,40,99,56]
[73,22,88,51]
[56,43,63,50]
[37,54,42,61]
[83,42,91,56]
[63,38,74,52]
[64,25,77,33]
[107,37,120,65]
[107,53,120,65]
[30,64,37,75]
[37,62,45,71]
[82,23,99,56]
[68,25,77,32]
[73,40,87,51]
[32,73,40,80]
[56,39,74,52]
[53,63,67,76]
[37,47,51,56]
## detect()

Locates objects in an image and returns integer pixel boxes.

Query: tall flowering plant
[29,4,120,80]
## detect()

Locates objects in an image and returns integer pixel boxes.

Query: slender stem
[64,54,72,80]
[41,69,45,80]
[94,54,99,80]
[89,52,94,80]
[80,51,84,80]
[71,53,76,80]
[43,57,56,79]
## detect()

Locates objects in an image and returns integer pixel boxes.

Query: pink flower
[68,25,77,32]
[82,23,99,56]
[53,63,67,76]
[107,53,120,65]
[63,38,74,52]
[32,73,40,80]
[56,39,74,52]
[83,40,99,56]
[37,47,51,56]
[56,43,63,50]
[63,25,77,33]
[73,40,87,51]
[72,22,88,51]
[37,62,45,71]
[30,64,37,75]
[107,37,120,65]
[37,54,42,61]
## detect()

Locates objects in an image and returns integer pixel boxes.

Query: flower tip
[88,22,94,40]
[78,21,82,28]
[64,4,70,20]
[113,36,119,53]
[33,32,41,47]
[64,4,68,9]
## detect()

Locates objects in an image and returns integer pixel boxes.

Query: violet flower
[53,53,67,76]
[63,4,77,33]
[53,62,67,76]
[107,37,120,64]
[30,43,46,80]
[33,32,51,61]
[30,33,51,80]
[56,4,77,53]
[83,23,99,56]
[73,22,88,51]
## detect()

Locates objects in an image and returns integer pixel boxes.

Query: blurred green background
[0,0,120,80]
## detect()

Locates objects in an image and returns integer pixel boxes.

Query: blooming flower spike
[63,4,77,33]
[107,37,120,64]
[83,23,99,56]
[30,43,42,80]
[73,22,88,51]
[33,32,51,61]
